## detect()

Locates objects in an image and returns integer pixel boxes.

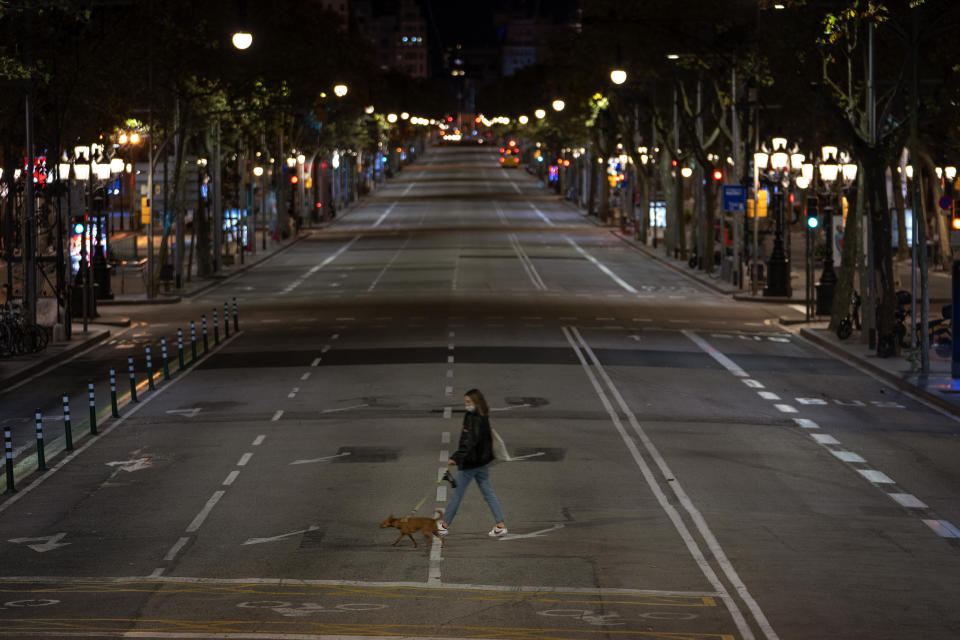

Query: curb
[610,231,737,296]
[798,327,960,418]
[99,296,180,306]
[0,329,111,391]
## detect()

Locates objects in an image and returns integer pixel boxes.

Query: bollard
[4,428,15,494]
[88,380,98,435]
[146,346,156,390]
[223,302,230,338]
[232,297,239,331]
[213,309,220,345]
[202,315,209,353]
[109,369,120,418]
[63,393,75,449]
[177,328,185,370]
[190,321,197,362]
[35,409,47,472]
[128,356,138,403]
[161,338,171,380]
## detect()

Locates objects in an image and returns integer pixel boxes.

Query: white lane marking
[743,379,764,389]
[443,407,452,419]
[829,450,865,463]
[429,536,443,585]
[774,404,798,413]
[529,202,555,226]
[368,233,412,291]
[923,520,960,538]
[562,327,767,640]
[446,369,454,378]
[757,391,780,400]
[510,451,546,461]
[447,356,454,364]
[186,491,225,533]
[682,331,748,377]
[793,418,820,429]
[271,410,284,422]
[0,330,246,516]
[510,233,548,291]
[163,536,190,562]
[252,435,266,446]
[567,238,638,294]
[244,525,321,545]
[811,434,840,445]
[889,493,928,509]
[310,358,321,367]
[448,343,455,351]
[290,452,352,465]
[444,386,453,396]
[237,453,253,467]
[436,485,447,502]
[372,202,398,228]
[321,345,331,353]
[439,450,449,461]
[280,235,360,295]
[858,469,895,484]
[321,403,368,414]
[441,431,450,443]
[223,470,240,486]
[301,372,311,381]
[331,334,340,340]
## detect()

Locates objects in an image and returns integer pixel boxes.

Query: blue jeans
[442,464,505,525]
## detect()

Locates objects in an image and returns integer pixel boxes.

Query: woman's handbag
[491,428,512,463]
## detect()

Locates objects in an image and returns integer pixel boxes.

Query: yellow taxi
[499,139,520,168]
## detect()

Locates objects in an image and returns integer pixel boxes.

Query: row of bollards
[4,298,239,495]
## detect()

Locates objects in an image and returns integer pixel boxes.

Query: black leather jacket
[451,411,494,470]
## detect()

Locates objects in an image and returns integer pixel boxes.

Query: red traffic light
[712,169,723,181]
[290,175,298,184]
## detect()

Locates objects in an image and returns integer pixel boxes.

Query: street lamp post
[815,146,841,315]
[760,137,796,297]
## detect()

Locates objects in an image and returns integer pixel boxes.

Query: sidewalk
[0,227,305,390]
[612,226,960,417]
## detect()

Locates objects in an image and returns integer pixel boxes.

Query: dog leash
[407,469,456,517]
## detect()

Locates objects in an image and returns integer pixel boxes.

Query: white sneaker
[488,525,508,537]
[437,523,450,536]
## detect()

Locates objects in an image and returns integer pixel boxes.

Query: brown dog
[380,509,445,548]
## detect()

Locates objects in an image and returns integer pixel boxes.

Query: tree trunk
[865,154,896,354]
[587,155,598,218]
[660,154,675,255]
[891,164,909,261]
[830,172,863,332]
[920,152,953,270]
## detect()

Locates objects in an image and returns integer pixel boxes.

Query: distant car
[499,140,520,168]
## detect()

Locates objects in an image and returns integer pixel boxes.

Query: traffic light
[71,215,85,235]
[290,175,298,185]
[952,201,960,231]
[806,197,819,229]
[712,169,723,181]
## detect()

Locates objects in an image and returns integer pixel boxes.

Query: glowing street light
[387,113,398,123]
[518,115,529,125]
[232,31,253,50]
[333,84,348,98]
[551,99,565,112]
[610,68,627,85]
[534,108,546,119]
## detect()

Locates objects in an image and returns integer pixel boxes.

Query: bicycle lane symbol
[0,599,60,610]
[539,608,698,625]
[238,601,388,618]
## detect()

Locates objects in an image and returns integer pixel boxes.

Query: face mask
[465,405,476,412]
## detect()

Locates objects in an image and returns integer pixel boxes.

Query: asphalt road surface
[1,146,959,640]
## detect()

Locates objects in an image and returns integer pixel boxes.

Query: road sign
[723,185,746,212]
[939,195,953,210]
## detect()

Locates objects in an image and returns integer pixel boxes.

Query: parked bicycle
[0,300,50,357]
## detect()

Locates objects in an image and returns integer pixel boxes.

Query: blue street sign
[723,185,746,212]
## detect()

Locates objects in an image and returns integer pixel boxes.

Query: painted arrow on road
[105,457,152,472]
[498,523,564,541]
[243,525,320,545]
[509,451,545,461]
[289,452,351,465]
[8,532,69,553]
[166,408,202,418]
